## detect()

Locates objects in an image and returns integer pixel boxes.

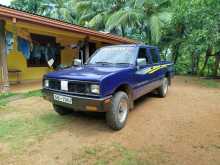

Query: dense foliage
[10,0,220,77]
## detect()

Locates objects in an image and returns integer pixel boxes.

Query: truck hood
[46,65,131,82]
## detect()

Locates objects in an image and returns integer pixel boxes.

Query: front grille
[68,81,89,94]
[49,79,60,90]
[48,79,91,94]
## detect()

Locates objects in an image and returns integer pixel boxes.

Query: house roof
[0,4,138,44]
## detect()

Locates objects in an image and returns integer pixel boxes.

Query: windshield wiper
[115,62,130,65]
[95,62,112,65]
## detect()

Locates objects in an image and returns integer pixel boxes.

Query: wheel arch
[114,84,134,109]
[165,71,171,85]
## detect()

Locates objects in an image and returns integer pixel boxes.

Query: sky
[0,0,12,6]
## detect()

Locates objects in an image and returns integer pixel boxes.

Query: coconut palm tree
[75,0,119,30]
[11,0,77,23]
[11,0,172,44]
[75,0,171,43]
[105,0,172,43]
[11,0,45,14]
[40,0,77,23]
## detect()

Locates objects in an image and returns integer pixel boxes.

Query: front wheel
[158,77,169,97]
[106,91,129,130]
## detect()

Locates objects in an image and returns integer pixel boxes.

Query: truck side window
[138,48,150,65]
[150,48,159,64]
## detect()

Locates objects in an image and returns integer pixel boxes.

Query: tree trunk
[191,51,200,75]
[200,48,212,75]
[172,43,180,64]
[0,20,9,93]
[191,51,195,75]
[121,26,125,37]
[195,53,200,75]
[213,52,220,77]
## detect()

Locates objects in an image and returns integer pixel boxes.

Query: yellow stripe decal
[145,64,170,74]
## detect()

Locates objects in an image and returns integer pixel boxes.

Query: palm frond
[106,9,141,31]
[87,13,104,28]
[79,12,97,24]
[75,1,91,13]
[150,14,162,43]
[105,10,125,31]
[158,11,172,24]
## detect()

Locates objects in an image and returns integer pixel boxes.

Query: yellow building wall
[58,37,78,66]
[6,47,77,82]
[4,23,80,82]
[1,20,111,83]
[7,51,52,82]
[61,48,75,66]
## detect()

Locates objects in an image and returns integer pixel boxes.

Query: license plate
[53,94,72,104]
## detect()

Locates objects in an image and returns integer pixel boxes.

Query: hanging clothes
[45,44,54,67]
[6,32,14,55]
[17,37,31,59]
[26,34,62,68]
[30,34,57,67]
[32,44,44,60]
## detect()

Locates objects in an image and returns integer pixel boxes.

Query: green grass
[70,143,170,165]
[0,90,42,107]
[0,92,17,100]
[0,112,71,151]
[23,89,42,97]
[0,99,10,107]
[180,75,220,89]
[199,79,220,88]
[72,143,142,165]
[111,143,142,165]
[0,93,18,107]
[0,90,71,152]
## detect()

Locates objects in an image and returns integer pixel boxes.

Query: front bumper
[42,89,112,112]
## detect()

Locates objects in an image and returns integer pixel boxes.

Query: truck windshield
[87,46,137,65]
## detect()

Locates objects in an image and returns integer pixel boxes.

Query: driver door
[133,47,154,99]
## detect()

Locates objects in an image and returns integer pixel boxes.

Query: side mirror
[137,58,147,67]
[73,59,82,66]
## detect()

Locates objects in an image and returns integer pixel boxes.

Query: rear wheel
[158,77,169,97]
[106,91,129,130]
[53,104,72,115]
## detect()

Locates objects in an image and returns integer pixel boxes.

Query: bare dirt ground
[10,81,41,93]
[0,76,220,165]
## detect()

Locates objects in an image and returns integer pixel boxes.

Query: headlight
[90,84,100,94]
[44,79,49,88]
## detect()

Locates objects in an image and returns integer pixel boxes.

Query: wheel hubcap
[163,78,168,94]
[118,99,128,123]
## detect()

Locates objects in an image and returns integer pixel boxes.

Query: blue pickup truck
[42,44,174,130]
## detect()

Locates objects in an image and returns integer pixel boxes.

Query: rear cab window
[148,47,160,64]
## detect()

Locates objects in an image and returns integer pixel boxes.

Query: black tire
[158,77,169,97]
[53,104,72,115]
[106,91,129,130]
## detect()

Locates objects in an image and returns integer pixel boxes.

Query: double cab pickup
[42,44,174,130]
